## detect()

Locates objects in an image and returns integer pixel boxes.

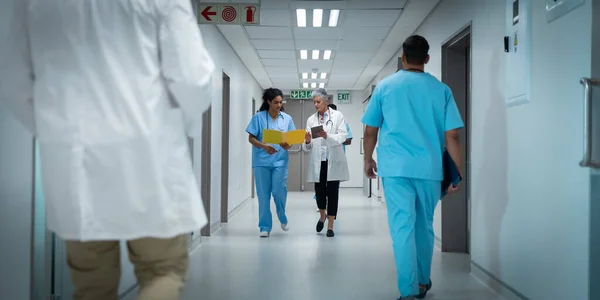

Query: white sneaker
[281,223,289,231]
[316,208,320,212]
[259,231,270,237]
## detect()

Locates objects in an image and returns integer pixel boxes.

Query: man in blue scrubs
[361,35,463,300]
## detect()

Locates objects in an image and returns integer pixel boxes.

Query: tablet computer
[311,125,324,137]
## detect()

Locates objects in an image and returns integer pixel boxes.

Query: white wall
[198,25,264,225]
[365,0,592,298]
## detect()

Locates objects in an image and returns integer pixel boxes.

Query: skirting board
[470,261,530,300]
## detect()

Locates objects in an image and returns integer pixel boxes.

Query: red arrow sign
[201,6,217,21]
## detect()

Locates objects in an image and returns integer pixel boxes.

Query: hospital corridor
[1,0,599,300]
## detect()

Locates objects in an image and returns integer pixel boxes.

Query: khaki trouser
[65,234,189,300]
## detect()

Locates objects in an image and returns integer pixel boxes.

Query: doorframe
[221,72,231,223]
[441,22,472,254]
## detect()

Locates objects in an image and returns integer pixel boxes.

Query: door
[221,73,230,222]
[283,99,315,192]
[440,26,471,253]
[201,105,212,236]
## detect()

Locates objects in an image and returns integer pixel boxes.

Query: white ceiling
[201,0,439,92]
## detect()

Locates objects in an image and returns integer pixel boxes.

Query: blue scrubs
[246,111,295,232]
[361,70,464,297]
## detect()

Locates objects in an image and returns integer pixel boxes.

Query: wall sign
[197,3,261,25]
[505,0,532,107]
[337,91,351,104]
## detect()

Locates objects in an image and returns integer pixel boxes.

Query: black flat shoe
[415,279,432,299]
[316,220,324,233]
[326,229,335,237]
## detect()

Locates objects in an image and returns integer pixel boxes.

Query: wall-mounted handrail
[579,77,600,169]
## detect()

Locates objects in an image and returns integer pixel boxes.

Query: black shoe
[316,220,324,232]
[415,279,432,299]
[326,229,335,237]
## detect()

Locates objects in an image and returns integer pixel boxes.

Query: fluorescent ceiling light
[320,72,327,79]
[323,50,332,60]
[303,82,309,88]
[329,9,340,27]
[312,50,319,60]
[300,50,308,60]
[302,72,308,79]
[313,9,323,27]
[319,83,325,88]
[296,9,307,27]
[311,72,317,79]
[311,82,317,88]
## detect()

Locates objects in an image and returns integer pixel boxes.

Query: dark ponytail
[259,88,284,111]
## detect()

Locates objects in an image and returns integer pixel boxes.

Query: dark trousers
[315,161,340,217]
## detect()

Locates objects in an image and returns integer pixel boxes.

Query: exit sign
[290,90,311,99]
[337,91,351,104]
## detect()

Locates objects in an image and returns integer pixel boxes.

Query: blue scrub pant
[254,166,289,232]
[381,177,441,297]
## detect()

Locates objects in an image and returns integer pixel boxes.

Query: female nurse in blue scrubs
[246,88,296,237]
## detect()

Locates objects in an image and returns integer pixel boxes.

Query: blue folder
[441,149,461,198]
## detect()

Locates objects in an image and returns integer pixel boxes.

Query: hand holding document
[262,129,306,145]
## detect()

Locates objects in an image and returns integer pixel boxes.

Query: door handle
[360,138,364,154]
[579,77,600,169]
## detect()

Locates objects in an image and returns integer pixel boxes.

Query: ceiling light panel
[303,83,309,88]
[302,72,308,79]
[319,83,325,88]
[300,50,308,60]
[329,9,340,27]
[296,9,306,27]
[312,50,319,60]
[311,83,317,88]
[320,73,327,79]
[323,50,332,60]
[311,73,317,79]
[313,9,323,27]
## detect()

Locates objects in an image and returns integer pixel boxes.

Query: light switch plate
[546,0,585,23]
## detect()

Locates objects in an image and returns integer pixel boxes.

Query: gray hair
[311,88,329,101]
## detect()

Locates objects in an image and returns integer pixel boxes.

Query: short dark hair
[402,35,429,65]
[328,104,337,110]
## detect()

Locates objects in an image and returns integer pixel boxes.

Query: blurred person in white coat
[0,1,215,299]
[302,89,350,237]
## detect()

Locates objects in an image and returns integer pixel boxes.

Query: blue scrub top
[246,111,296,168]
[343,123,352,153]
[361,70,464,181]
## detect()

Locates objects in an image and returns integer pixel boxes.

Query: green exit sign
[290,90,311,99]
[337,91,351,104]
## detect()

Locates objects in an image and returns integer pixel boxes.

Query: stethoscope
[319,108,334,131]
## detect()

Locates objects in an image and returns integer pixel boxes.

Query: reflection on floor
[181,189,502,300]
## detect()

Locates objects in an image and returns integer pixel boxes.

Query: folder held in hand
[262,129,306,145]
[441,149,462,198]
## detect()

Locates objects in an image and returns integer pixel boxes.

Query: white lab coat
[302,110,350,182]
[0,0,215,241]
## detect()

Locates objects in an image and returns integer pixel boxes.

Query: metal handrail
[579,77,600,169]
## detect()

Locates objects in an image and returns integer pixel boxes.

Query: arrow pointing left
[201,6,217,22]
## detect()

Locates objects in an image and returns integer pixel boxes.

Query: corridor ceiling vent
[296,8,340,27]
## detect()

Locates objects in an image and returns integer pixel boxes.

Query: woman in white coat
[303,88,350,237]
[0,1,213,299]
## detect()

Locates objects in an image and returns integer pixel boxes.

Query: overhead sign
[337,91,351,104]
[197,3,261,25]
[290,90,312,99]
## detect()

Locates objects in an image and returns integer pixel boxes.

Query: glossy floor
[180,189,502,300]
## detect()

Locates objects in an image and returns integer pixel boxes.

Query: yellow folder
[263,129,306,145]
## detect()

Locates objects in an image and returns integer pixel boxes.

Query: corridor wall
[365,0,593,298]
